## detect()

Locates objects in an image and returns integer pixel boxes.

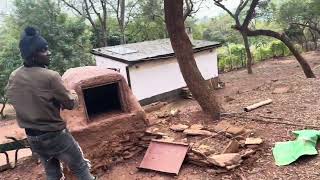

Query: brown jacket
[6,66,77,131]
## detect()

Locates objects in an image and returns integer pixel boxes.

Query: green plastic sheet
[272,130,320,166]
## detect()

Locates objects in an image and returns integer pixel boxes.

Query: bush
[269,40,290,57]
[253,46,273,61]
[218,44,246,72]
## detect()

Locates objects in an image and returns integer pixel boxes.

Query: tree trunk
[0,98,7,119]
[303,34,309,52]
[241,31,253,74]
[309,29,318,50]
[120,0,126,44]
[164,0,221,120]
[95,30,107,48]
[245,29,315,78]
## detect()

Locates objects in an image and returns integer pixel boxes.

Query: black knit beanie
[19,26,48,61]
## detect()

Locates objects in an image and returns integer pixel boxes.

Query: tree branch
[242,0,259,28]
[124,0,139,29]
[83,0,97,30]
[244,28,315,78]
[61,0,83,16]
[235,0,250,17]
[101,0,107,30]
[88,0,103,26]
[291,22,320,35]
[213,0,236,20]
[183,0,193,21]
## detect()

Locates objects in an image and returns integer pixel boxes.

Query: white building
[92,39,221,105]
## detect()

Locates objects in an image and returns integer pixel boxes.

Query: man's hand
[69,90,79,109]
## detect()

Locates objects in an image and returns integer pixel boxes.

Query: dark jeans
[27,129,94,180]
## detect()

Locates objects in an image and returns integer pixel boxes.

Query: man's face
[34,47,51,66]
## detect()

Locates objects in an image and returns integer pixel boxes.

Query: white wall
[129,49,218,100]
[95,56,129,82]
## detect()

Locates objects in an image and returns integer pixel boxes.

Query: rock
[240,149,256,158]
[226,163,241,170]
[214,121,246,135]
[157,119,168,124]
[154,132,168,136]
[245,138,263,145]
[222,140,240,153]
[224,96,235,102]
[208,153,242,167]
[183,129,215,136]
[170,124,189,132]
[181,138,188,143]
[170,109,180,116]
[145,127,159,134]
[193,144,215,156]
[157,111,170,118]
[226,126,245,135]
[190,124,204,130]
[272,86,291,94]
[187,153,211,167]
[161,136,175,142]
[214,121,231,133]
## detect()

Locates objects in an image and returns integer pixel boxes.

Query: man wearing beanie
[6,27,95,180]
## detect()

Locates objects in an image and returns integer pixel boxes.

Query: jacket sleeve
[5,70,17,104]
[50,72,78,110]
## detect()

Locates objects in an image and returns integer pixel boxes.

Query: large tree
[215,0,315,78]
[106,0,139,44]
[277,0,320,49]
[213,0,254,74]
[164,0,221,119]
[61,0,108,47]
[0,0,94,119]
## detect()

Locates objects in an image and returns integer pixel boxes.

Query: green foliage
[13,0,94,74]
[199,15,242,44]
[126,0,167,43]
[219,40,292,72]
[0,17,22,118]
[0,0,94,119]
[218,44,246,72]
[269,40,290,57]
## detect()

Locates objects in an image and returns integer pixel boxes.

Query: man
[6,26,95,180]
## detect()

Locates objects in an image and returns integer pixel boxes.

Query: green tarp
[272,130,320,166]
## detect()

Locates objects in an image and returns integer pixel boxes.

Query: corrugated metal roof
[92,38,221,64]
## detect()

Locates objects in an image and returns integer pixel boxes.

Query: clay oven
[61,66,148,171]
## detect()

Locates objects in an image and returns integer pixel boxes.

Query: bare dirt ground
[2,51,320,179]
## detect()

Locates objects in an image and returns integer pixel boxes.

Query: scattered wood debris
[244,99,273,112]
[190,124,204,130]
[222,140,240,153]
[170,124,189,132]
[183,129,215,136]
[245,138,263,145]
